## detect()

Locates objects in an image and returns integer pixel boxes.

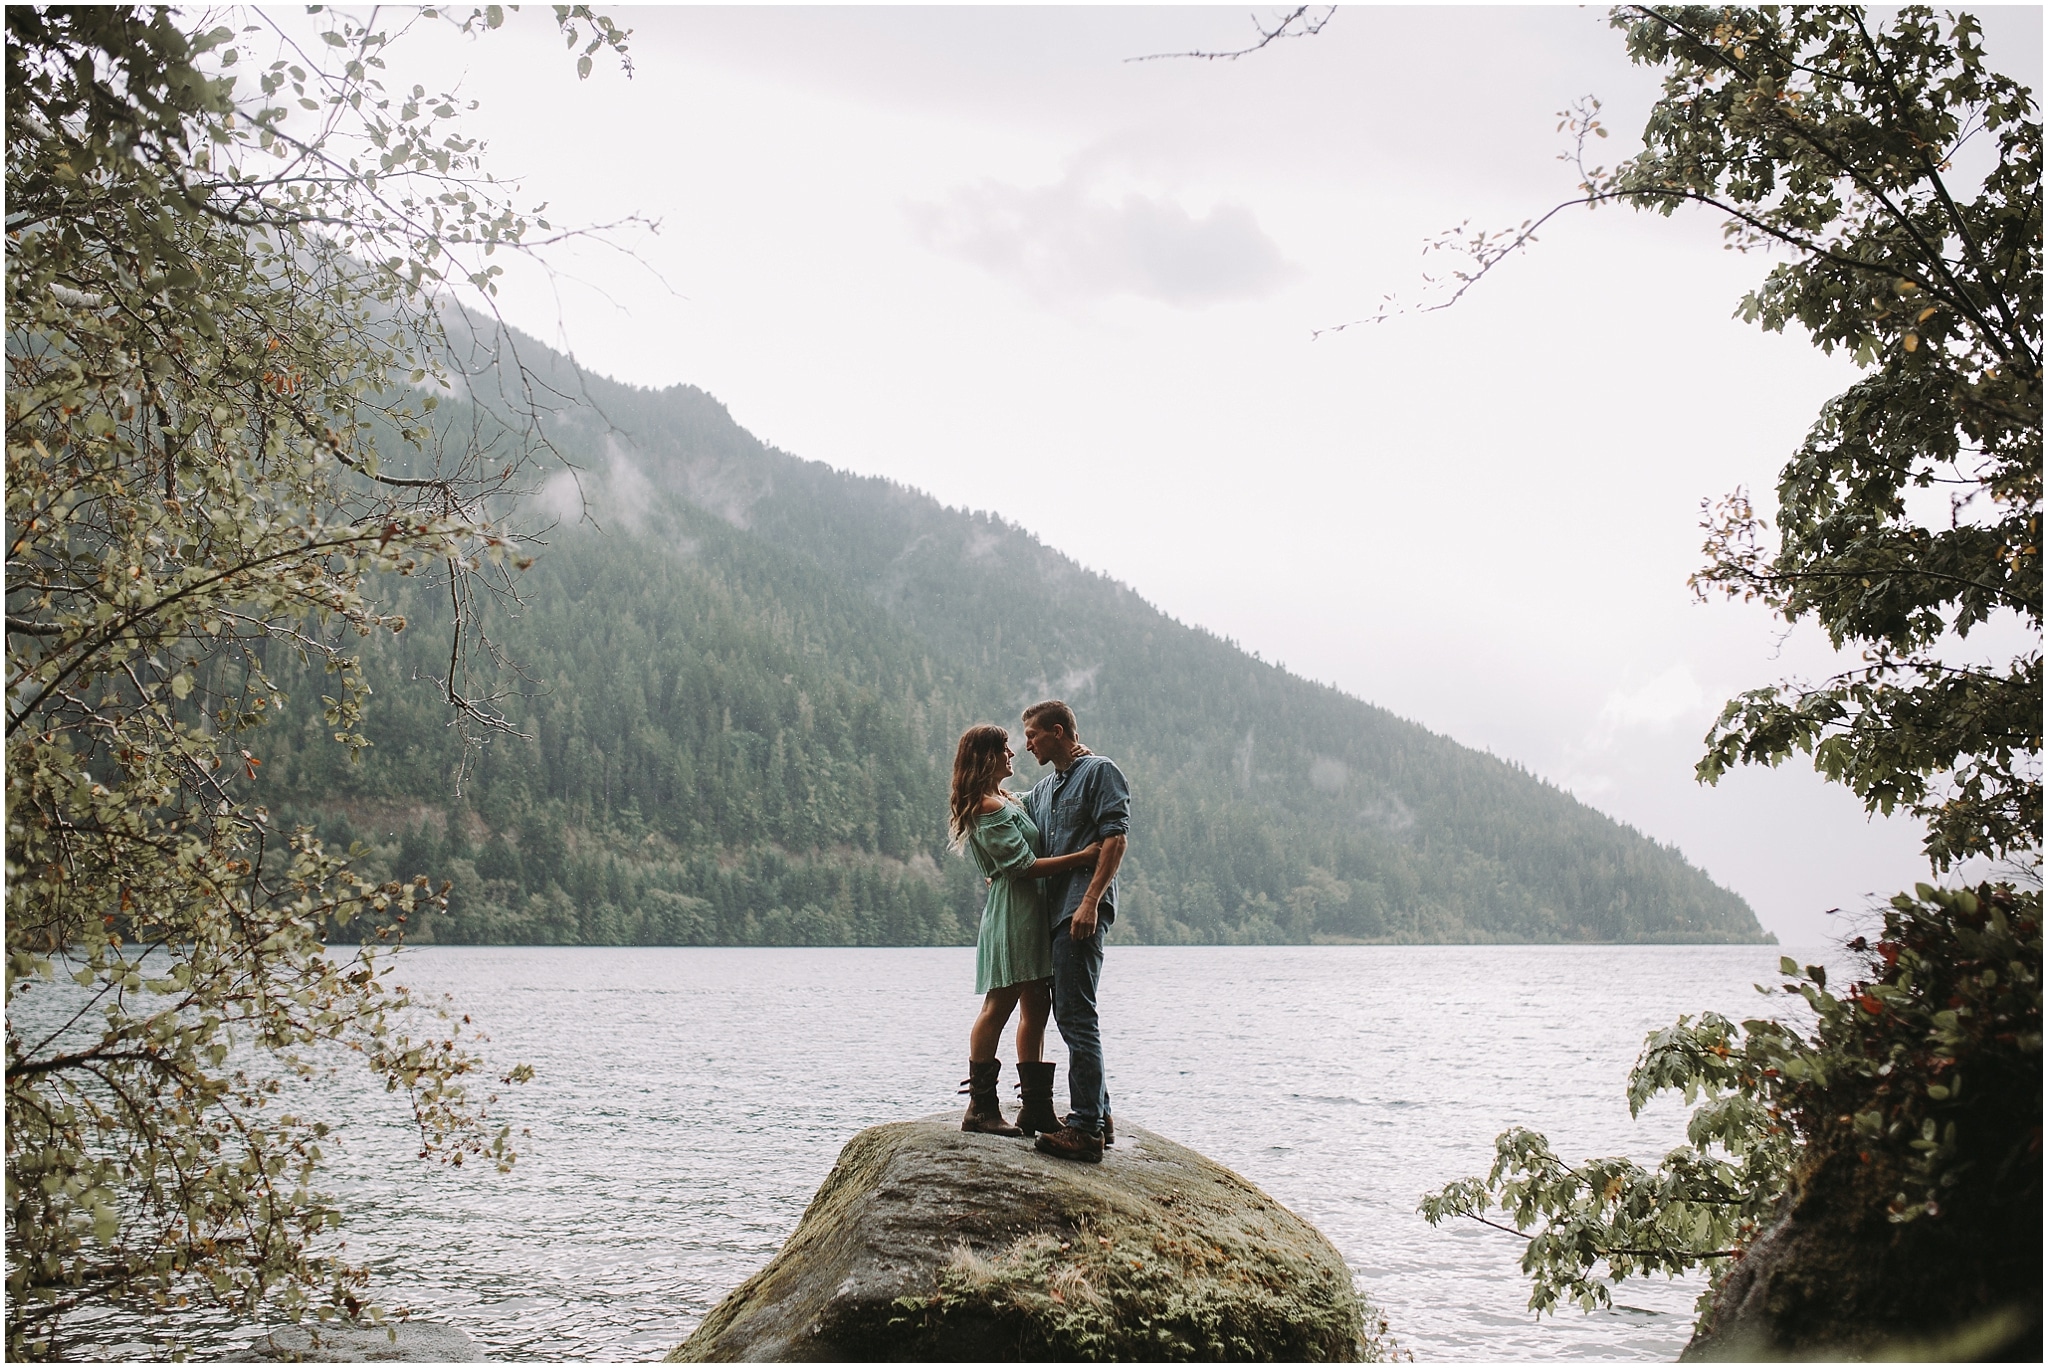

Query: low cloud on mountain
[908,172,1294,307]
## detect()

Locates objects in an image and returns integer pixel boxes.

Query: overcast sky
[312,5,2043,946]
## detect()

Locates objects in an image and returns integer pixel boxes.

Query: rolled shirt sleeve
[1088,760,1131,840]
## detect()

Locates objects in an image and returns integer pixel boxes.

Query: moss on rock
[669,1117,1395,1361]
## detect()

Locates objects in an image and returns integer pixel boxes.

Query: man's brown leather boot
[1013,1061,1060,1136]
[960,1060,1022,1136]
[1033,1124,1104,1163]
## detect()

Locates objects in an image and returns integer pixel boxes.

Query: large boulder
[669,1117,1393,1361]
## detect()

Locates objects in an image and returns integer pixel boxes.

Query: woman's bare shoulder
[976,793,1008,816]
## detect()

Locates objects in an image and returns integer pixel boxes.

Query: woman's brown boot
[1013,1061,1060,1136]
[960,1059,1022,1135]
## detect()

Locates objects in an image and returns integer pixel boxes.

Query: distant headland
[255,334,1770,951]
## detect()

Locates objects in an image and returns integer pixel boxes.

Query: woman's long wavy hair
[949,723,1014,848]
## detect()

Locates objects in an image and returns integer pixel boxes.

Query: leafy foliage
[4,5,625,1357]
[1588,5,2042,869]
[1417,5,2041,1339]
[1425,881,2039,1322]
[1772,882,2041,1227]
[1422,1009,1793,1317]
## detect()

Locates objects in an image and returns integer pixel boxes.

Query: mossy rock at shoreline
[1683,1142,2041,1362]
[668,1116,1394,1361]
[219,1322,482,1361]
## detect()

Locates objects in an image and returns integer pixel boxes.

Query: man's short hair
[1022,699,1079,739]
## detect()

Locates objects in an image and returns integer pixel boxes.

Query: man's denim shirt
[1025,753,1131,929]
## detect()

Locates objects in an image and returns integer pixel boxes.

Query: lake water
[33,943,1837,1361]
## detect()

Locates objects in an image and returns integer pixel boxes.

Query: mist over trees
[254,341,1769,950]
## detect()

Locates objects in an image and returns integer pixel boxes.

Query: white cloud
[1551,664,1715,802]
[908,170,1294,307]
[1595,665,1712,737]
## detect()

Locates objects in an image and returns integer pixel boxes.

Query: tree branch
[1127,5,1334,63]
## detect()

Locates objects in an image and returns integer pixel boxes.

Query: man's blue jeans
[1051,921,1109,1135]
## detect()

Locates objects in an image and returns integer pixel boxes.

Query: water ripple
[24,943,1833,1361]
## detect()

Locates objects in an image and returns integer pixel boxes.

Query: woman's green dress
[968,802,1052,993]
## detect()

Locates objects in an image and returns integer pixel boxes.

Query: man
[1020,699,1128,1163]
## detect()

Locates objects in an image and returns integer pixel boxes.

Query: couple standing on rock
[947,700,1128,1163]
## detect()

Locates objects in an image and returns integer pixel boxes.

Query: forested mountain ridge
[259,330,1770,947]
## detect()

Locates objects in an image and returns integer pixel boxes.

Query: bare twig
[1127,5,1334,63]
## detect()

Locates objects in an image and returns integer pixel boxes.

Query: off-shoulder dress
[967,802,1052,993]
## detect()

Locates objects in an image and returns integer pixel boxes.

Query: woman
[949,723,1099,1136]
